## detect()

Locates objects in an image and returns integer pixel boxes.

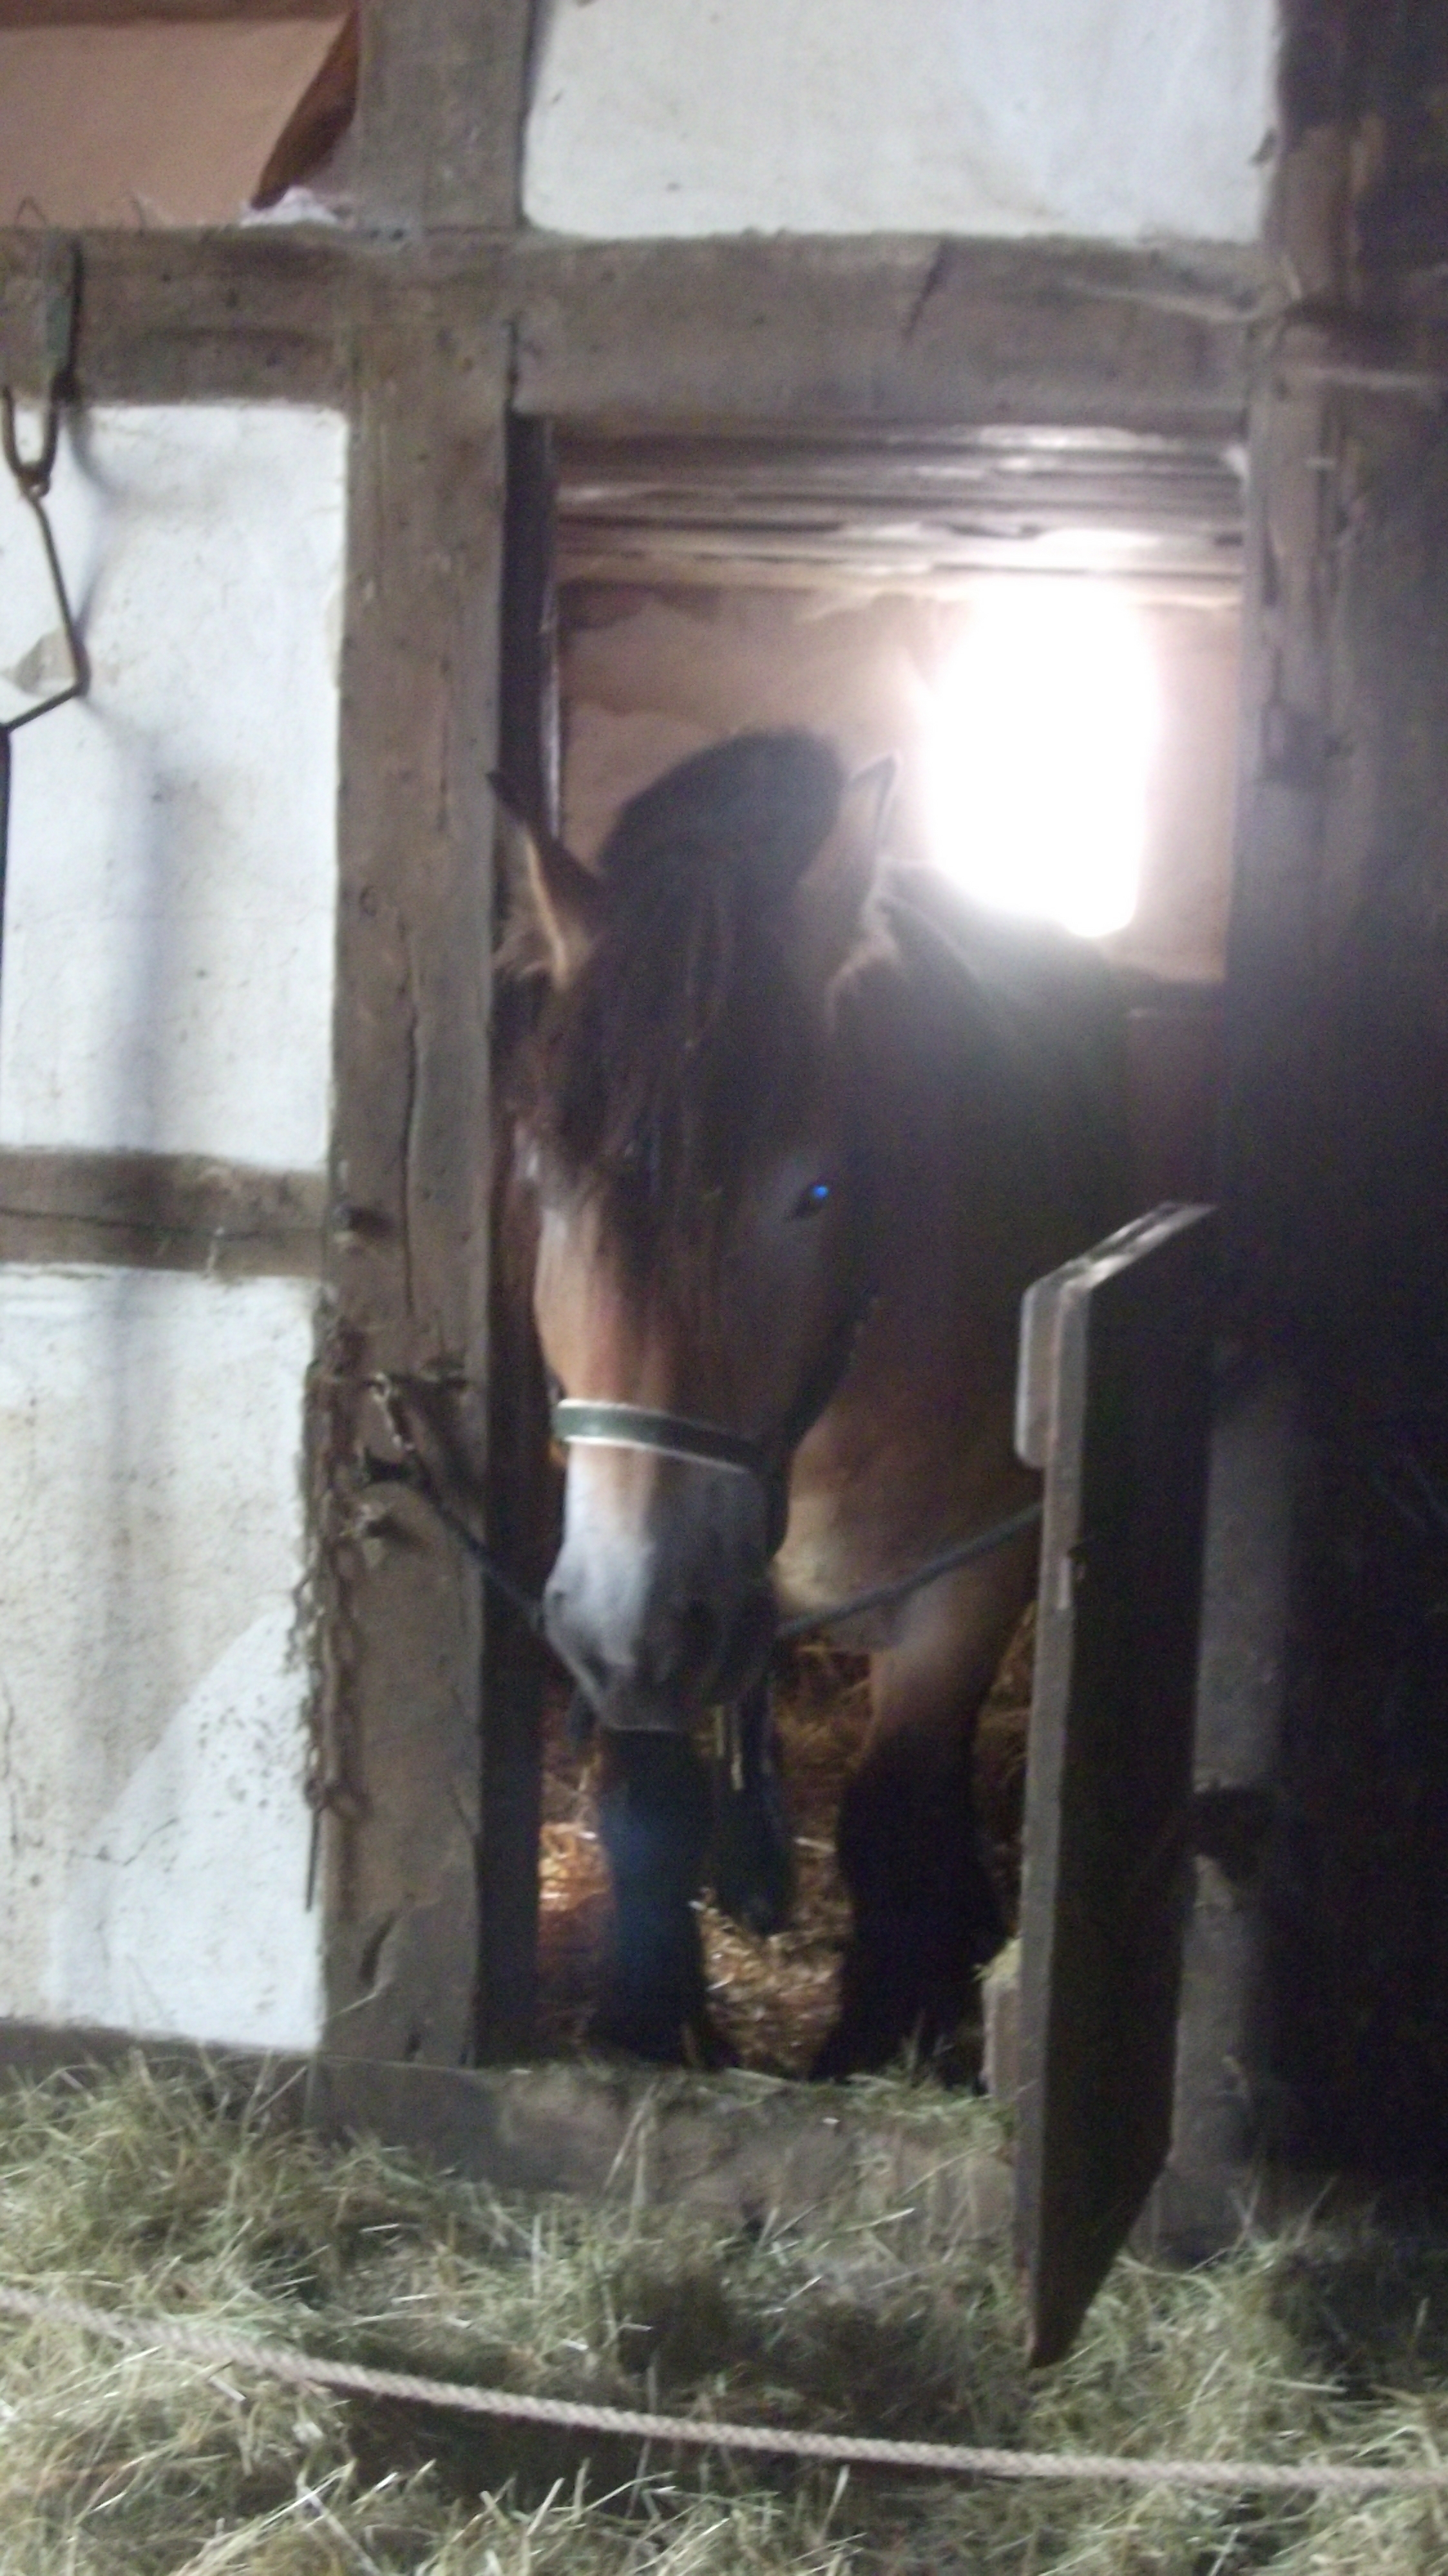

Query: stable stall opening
[487,418,1245,2074]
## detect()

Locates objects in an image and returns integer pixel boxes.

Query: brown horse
[498,730,1129,2074]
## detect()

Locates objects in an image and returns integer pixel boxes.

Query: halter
[551,1272,877,1560]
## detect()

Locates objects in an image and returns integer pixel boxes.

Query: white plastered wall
[0,406,346,2051]
[526,0,1278,245]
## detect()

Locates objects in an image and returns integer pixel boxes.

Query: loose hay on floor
[5,2061,1448,2571]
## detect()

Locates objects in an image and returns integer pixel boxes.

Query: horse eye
[792,1179,832,1219]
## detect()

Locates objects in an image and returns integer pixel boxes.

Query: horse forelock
[522,733,844,1296]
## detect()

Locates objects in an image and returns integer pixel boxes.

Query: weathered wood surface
[554,422,1245,592]
[1141,1373,1295,2259]
[0,1146,324,1277]
[1221,0,1448,2174]
[512,234,1262,433]
[1,2,343,21]
[1014,1206,1217,2369]
[0,2018,1011,2235]
[353,0,534,233]
[314,312,507,2067]
[474,413,558,2063]
[0,229,1268,428]
[0,229,360,402]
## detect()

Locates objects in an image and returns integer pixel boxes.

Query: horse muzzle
[542,1406,780,1734]
[543,1566,777,1735]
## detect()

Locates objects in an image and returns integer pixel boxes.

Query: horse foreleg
[593,1730,732,2067]
[813,1546,1033,2079]
[708,1678,795,1936]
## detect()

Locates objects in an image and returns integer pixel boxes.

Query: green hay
[2,2060,1448,2573]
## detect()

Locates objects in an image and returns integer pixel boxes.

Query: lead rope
[1,2280,1446,2497]
[365,1392,1042,1651]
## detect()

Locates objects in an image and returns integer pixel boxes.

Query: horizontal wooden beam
[511,233,1264,435]
[0,3,345,24]
[0,1146,325,1276]
[0,2023,1013,2231]
[0,229,367,401]
[1,227,1262,431]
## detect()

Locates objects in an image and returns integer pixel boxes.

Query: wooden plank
[0,228,361,401]
[0,2018,311,2104]
[1015,1205,1217,2368]
[2,3,342,21]
[474,414,558,2062]
[352,0,534,232]
[1219,0,1448,2175]
[1,230,1263,421]
[0,2020,1009,2238]
[553,423,1245,591]
[514,234,1263,434]
[0,1146,324,1277]
[313,310,508,2067]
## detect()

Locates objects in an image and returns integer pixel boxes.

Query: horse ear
[492,773,602,987]
[792,753,897,992]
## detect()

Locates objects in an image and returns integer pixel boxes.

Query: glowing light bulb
[922,582,1160,938]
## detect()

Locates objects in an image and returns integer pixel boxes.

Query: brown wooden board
[513,234,1261,435]
[474,413,559,2061]
[2,3,343,21]
[554,423,1245,594]
[312,311,508,2069]
[0,1146,324,1276]
[0,227,1270,431]
[353,0,534,232]
[1013,1204,1217,2367]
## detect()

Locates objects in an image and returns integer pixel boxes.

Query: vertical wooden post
[354,0,538,231]
[313,0,541,2069]
[475,417,559,2060]
[316,303,508,2064]
[1218,0,1448,2172]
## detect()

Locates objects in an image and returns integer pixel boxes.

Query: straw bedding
[5,2057,1448,2571]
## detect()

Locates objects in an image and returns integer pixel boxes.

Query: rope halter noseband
[549,1200,880,1564]
[551,1399,791,1553]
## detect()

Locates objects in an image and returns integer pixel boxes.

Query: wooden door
[1013,1204,1217,2366]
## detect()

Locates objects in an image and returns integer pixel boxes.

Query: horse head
[503,732,893,1734]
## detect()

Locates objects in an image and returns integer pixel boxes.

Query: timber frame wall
[3,2,1446,2131]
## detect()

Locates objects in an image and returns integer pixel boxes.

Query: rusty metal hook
[1,236,87,735]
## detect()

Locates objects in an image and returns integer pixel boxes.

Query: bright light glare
[922,583,1160,938]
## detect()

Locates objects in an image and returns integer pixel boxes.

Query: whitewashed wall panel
[0,1267,321,2050]
[526,0,1275,246]
[0,404,345,1173]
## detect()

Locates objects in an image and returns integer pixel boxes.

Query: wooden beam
[474,414,558,2063]
[0,2,343,21]
[352,0,534,232]
[0,229,364,400]
[0,229,1272,431]
[312,305,508,2069]
[0,1146,324,1276]
[1216,0,1448,2176]
[511,233,1264,434]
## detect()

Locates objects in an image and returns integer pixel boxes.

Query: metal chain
[1,2280,1445,2498]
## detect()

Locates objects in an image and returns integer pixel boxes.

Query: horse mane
[516,731,845,1289]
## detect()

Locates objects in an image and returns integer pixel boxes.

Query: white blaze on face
[923,581,1161,938]
[544,1442,772,1728]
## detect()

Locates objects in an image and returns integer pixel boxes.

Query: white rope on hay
[2,2282,1447,2499]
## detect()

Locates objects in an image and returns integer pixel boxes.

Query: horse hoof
[589,2007,736,2070]
[684,2016,739,2073]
